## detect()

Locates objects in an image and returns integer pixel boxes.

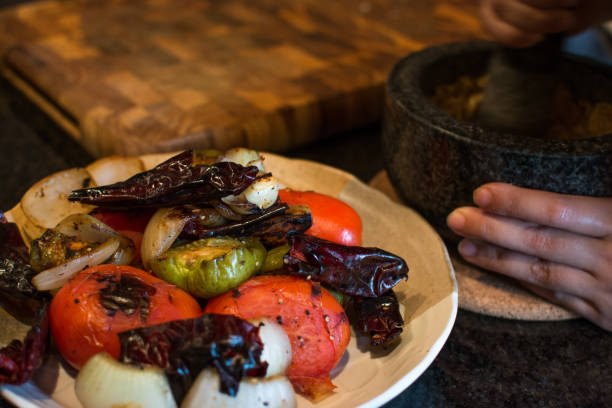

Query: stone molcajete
[382,41,612,244]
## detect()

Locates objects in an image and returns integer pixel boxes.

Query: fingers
[521,282,612,331]
[480,0,544,47]
[447,206,606,272]
[480,0,577,47]
[472,183,612,238]
[455,238,601,299]
[455,238,612,331]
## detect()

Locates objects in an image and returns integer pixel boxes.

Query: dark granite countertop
[1,64,611,408]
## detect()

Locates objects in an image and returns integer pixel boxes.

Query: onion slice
[75,352,177,408]
[180,368,296,408]
[54,213,135,265]
[248,318,292,378]
[32,237,120,291]
[141,207,197,270]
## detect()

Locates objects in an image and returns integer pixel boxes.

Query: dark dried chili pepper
[118,313,267,403]
[181,203,312,247]
[68,150,259,209]
[283,234,408,297]
[0,215,50,320]
[347,290,404,347]
[0,300,50,385]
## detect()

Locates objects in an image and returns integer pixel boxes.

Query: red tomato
[92,209,154,265]
[49,264,202,369]
[204,275,350,399]
[278,189,362,246]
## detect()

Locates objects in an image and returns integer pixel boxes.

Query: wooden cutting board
[0,0,484,157]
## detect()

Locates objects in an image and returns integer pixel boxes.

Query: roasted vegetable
[278,189,362,246]
[204,275,351,402]
[347,290,404,346]
[151,236,266,298]
[29,214,136,291]
[284,234,408,298]
[74,352,177,408]
[0,216,45,301]
[29,229,97,272]
[182,203,312,247]
[68,150,259,209]
[49,264,202,369]
[261,245,290,273]
[0,300,49,385]
[182,368,296,408]
[118,314,268,403]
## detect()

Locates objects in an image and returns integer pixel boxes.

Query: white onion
[32,237,120,291]
[180,369,296,408]
[54,213,135,265]
[86,156,144,187]
[75,352,177,408]
[243,175,279,210]
[20,168,95,230]
[141,207,195,269]
[249,318,292,378]
[218,147,266,173]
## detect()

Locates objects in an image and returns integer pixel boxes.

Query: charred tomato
[49,264,202,369]
[278,189,362,246]
[204,275,350,400]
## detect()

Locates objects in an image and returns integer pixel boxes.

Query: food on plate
[283,234,408,298]
[204,275,351,401]
[181,368,296,408]
[277,189,363,246]
[346,289,405,346]
[30,214,136,290]
[150,236,266,298]
[21,168,94,230]
[74,352,176,408]
[118,314,270,402]
[85,156,145,187]
[68,150,260,209]
[0,147,410,406]
[49,264,202,369]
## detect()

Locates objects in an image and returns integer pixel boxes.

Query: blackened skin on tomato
[0,300,50,385]
[98,274,157,323]
[68,150,259,209]
[347,290,404,346]
[284,234,409,297]
[118,314,267,403]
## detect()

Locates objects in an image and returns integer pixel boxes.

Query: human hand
[480,0,612,47]
[447,182,612,331]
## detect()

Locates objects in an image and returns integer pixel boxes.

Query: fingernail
[458,239,477,257]
[447,210,466,230]
[473,187,492,207]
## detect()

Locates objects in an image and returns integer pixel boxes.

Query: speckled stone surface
[382,41,612,243]
[1,27,611,408]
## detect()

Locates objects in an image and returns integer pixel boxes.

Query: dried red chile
[69,150,259,209]
[98,274,156,323]
[181,203,312,247]
[348,290,404,346]
[0,215,50,319]
[284,234,408,297]
[118,314,267,403]
[0,301,50,385]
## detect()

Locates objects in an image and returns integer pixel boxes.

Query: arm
[480,0,612,47]
[447,182,612,331]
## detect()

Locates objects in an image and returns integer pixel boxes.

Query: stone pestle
[476,35,564,137]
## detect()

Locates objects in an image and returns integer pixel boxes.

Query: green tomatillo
[151,236,266,298]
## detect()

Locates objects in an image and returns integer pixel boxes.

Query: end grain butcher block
[0,0,483,157]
